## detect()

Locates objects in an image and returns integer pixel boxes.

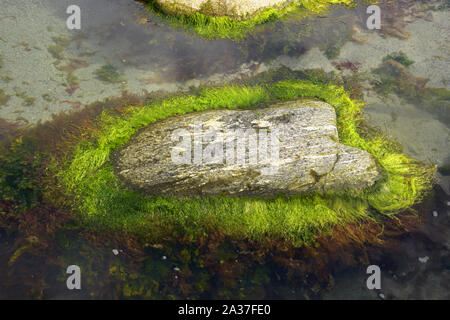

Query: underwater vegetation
[56,58,89,89]
[0,118,19,143]
[47,36,71,60]
[372,52,450,124]
[0,0,447,300]
[0,58,10,106]
[95,64,125,84]
[141,0,362,40]
[382,51,415,68]
[21,97,36,107]
[0,74,436,299]
[50,80,434,247]
[12,89,36,107]
[48,44,65,60]
[0,89,11,106]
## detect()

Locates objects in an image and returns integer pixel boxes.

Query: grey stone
[113,100,381,196]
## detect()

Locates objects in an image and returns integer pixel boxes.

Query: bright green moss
[58,81,434,246]
[143,0,359,40]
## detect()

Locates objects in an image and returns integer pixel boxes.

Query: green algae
[0,80,436,298]
[56,58,89,88]
[1,75,13,83]
[48,44,65,60]
[57,80,434,246]
[22,96,36,106]
[95,64,125,84]
[0,138,43,208]
[383,51,415,68]
[47,35,71,60]
[372,56,450,124]
[13,89,36,107]
[142,0,360,40]
[0,89,10,106]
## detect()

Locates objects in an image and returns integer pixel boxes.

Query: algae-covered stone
[155,0,293,19]
[113,100,381,196]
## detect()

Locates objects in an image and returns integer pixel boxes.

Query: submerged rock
[154,0,292,19]
[113,100,381,196]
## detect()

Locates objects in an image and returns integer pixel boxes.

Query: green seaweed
[0,89,10,106]
[47,35,71,60]
[1,75,13,83]
[143,0,360,40]
[51,35,70,47]
[0,138,43,207]
[57,80,434,246]
[13,89,36,107]
[48,44,65,60]
[22,96,36,106]
[383,51,415,67]
[372,58,450,123]
[95,64,125,84]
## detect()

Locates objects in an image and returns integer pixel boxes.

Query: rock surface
[154,0,292,19]
[113,100,381,196]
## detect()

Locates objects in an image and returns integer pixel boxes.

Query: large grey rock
[113,100,381,196]
[154,0,292,19]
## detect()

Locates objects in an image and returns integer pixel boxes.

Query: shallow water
[0,0,449,299]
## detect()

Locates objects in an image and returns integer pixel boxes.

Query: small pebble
[418,256,429,263]
[162,255,167,260]
[433,211,438,217]
[447,201,450,206]
[379,293,385,300]
[174,267,180,271]
[112,249,119,256]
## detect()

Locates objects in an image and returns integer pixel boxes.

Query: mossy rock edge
[58,80,434,246]
[141,0,360,40]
